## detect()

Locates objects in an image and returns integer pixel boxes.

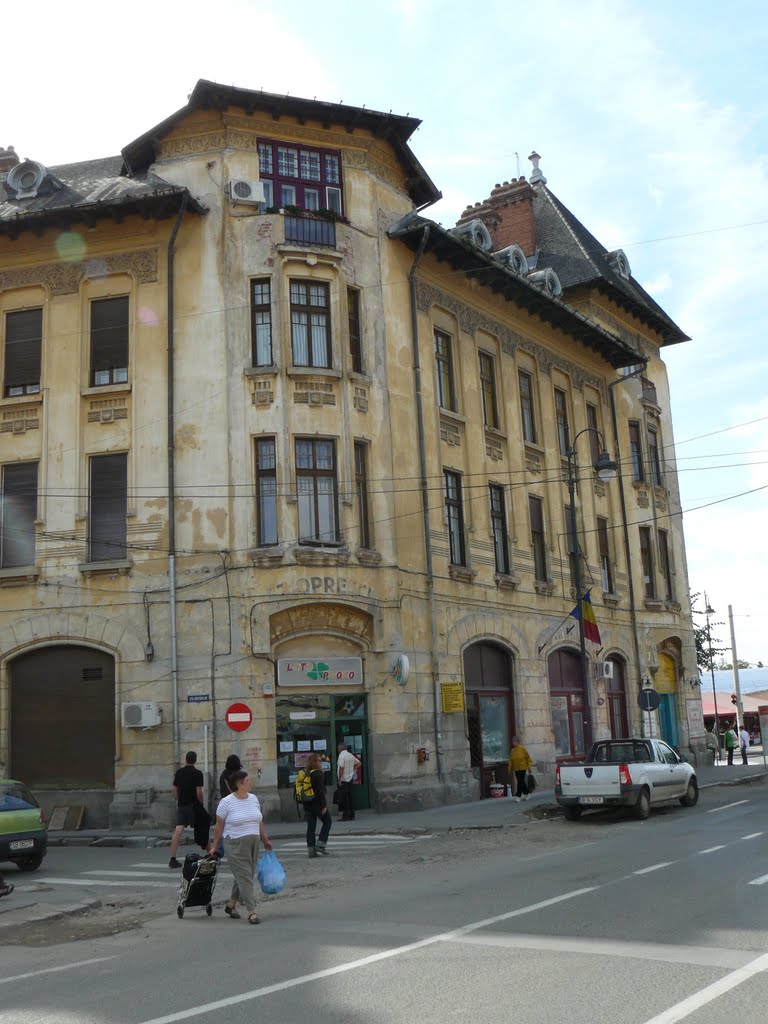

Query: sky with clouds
[4,0,766,662]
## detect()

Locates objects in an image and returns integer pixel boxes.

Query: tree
[690,591,727,672]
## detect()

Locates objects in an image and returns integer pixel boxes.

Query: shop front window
[548,648,588,757]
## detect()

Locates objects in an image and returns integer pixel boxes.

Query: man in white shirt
[336,743,361,821]
[739,726,750,765]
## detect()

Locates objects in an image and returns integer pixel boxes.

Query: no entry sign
[225,702,252,732]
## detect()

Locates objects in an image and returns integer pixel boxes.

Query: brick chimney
[0,146,19,173]
[456,153,547,257]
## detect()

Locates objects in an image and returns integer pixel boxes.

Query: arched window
[548,648,587,759]
[463,643,515,791]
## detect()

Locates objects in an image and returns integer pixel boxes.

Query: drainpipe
[407,226,444,783]
[167,194,188,769]
[608,364,647,733]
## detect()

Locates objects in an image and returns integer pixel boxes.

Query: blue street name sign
[187,694,211,703]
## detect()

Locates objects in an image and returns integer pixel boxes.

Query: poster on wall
[279,741,294,753]
[296,740,312,752]
[686,700,705,738]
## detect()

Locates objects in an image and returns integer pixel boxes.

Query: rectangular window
[258,138,343,214]
[348,288,362,373]
[290,280,331,367]
[89,453,127,562]
[444,470,466,566]
[296,439,338,544]
[629,421,644,482]
[597,516,613,593]
[489,484,509,575]
[519,370,537,443]
[4,308,42,397]
[255,438,278,546]
[555,388,570,456]
[434,329,456,411]
[647,426,663,486]
[90,296,129,387]
[565,505,579,588]
[529,495,547,582]
[658,529,674,601]
[479,351,498,429]
[586,403,600,466]
[0,462,38,568]
[639,526,655,599]
[250,279,272,366]
[354,441,372,549]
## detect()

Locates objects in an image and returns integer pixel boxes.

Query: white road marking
[634,862,674,875]
[0,956,115,986]
[740,832,764,840]
[137,886,598,1024]
[748,873,768,886]
[639,949,768,1023]
[706,799,749,814]
[696,846,726,855]
[41,877,175,888]
[89,870,178,878]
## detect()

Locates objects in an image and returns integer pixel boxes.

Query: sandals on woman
[0,883,14,898]
[248,913,260,925]
[224,904,240,919]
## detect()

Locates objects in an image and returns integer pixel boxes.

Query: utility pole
[705,594,720,754]
[728,604,744,731]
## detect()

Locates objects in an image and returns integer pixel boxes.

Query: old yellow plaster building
[0,82,701,827]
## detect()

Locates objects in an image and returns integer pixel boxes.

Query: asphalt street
[3,781,768,1024]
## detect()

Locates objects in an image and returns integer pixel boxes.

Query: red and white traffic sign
[225,702,252,732]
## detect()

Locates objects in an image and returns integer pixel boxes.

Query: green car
[0,779,48,871]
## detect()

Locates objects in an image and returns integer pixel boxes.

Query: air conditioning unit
[229,179,265,205]
[595,661,614,681]
[121,701,162,728]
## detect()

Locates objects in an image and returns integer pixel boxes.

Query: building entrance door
[463,642,515,797]
[658,693,680,747]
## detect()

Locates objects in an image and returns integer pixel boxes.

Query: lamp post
[705,594,720,755]
[565,427,618,747]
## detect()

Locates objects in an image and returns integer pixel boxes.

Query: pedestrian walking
[302,751,332,857]
[336,742,361,821]
[508,736,534,801]
[724,723,737,766]
[219,754,242,798]
[211,770,272,925]
[739,726,750,765]
[0,872,13,898]
[705,726,719,766]
[169,751,204,869]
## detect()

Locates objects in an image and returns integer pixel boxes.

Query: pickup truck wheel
[680,778,699,807]
[563,806,582,821]
[633,788,651,820]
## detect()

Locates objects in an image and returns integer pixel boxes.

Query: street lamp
[705,595,720,755]
[565,427,618,746]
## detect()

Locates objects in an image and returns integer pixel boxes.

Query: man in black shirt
[169,751,204,869]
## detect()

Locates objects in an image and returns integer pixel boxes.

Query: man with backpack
[295,752,332,858]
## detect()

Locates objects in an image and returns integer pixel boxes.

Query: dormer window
[6,160,50,200]
[606,249,632,279]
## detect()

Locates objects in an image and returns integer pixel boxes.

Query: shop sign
[277,658,362,687]
[441,682,465,713]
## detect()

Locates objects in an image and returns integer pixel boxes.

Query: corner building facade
[0,83,702,825]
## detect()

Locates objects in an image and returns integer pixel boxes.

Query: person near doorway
[705,726,719,765]
[739,725,750,765]
[219,754,242,798]
[0,873,13,898]
[337,743,361,821]
[169,751,204,869]
[211,770,272,925]
[304,752,332,857]
[508,737,534,801]
[724,723,737,766]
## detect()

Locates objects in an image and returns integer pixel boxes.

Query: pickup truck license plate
[579,796,604,806]
[10,839,34,851]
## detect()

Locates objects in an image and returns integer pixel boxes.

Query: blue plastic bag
[257,850,286,895]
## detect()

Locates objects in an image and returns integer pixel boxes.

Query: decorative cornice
[0,249,159,297]
[416,280,601,391]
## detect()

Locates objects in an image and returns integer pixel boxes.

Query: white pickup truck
[555,738,698,821]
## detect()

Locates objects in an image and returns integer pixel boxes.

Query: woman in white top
[212,770,272,924]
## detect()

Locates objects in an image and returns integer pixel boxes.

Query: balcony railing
[641,377,658,405]
[284,215,336,248]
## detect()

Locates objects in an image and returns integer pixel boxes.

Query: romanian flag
[569,590,601,645]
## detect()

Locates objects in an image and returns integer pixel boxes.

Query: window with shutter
[4,308,42,396]
[90,296,129,387]
[89,453,127,561]
[1,462,38,568]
